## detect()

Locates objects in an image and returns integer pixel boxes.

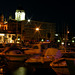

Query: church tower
[15,6,25,21]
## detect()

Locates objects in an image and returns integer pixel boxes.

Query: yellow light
[72,40,74,43]
[36,28,39,31]
[0,24,1,27]
[0,34,5,36]
[18,38,20,40]
[0,68,3,72]
[67,31,69,34]
[55,34,58,36]
[41,39,44,42]
[57,40,60,42]
[61,42,64,45]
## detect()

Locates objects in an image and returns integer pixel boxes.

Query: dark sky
[0,0,75,35]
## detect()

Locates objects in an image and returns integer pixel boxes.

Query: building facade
[8,19,56,42]
[21,20,56,42]
[0,13,8,43]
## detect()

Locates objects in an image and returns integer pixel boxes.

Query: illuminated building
[0,13,8,43]
[0,14,8,31]
[15,6,25,21]
[7,6,56,43]
[21,20,56,41]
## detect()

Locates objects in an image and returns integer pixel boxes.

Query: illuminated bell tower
[15,6,25,21]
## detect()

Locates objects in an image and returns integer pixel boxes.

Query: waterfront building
[0,13,8,43]
[0,6,56,44]
[8,6,56,43]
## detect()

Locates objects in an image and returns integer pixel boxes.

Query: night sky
[0,0,75,35]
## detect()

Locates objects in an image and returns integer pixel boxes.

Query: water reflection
[4,61,35,75]
[13,67,27,75]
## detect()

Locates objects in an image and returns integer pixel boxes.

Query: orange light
[35,28,39,31]
[67,31,69,34]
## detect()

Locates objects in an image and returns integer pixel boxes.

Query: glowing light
[57,40,60,42]
[61,42,64,45]
[55,34,58,36]
[41,39,44,42]
[46,40,49,42]
[36,28,39,31]
[20,12,25,20]
[28,19,31,22]
[18,38,20,40]
[15,10,25,21]
[17,41,20,43]
[68,43,70,45]
[13,67,26,75]
[63,38,65,40]
[0,34,5,36]
[67,31,69,34]
[0,68,3,73]
[72,37,75,39]
[72,40,74,43]
[0,24,1,27]
[10,40,13,43]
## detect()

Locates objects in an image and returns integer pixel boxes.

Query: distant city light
[46,40,49,42]
[41,39,44,42]
[57,40,60,42]
[61,42,64,45]
[68,43,70,45]
[63,38,65,40]
[72,40,74,43]
[18,38,20,40]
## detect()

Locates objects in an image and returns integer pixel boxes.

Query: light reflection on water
[13,67,27,75]
[4,61,34,75]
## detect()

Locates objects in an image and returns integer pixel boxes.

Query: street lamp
[35,27,40,41]
[35,27,39,31]
[27,19,31,22]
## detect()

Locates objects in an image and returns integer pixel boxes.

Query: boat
[50,53,75,75]
[25,48,62,63]
[1,44,27,61]
[24,43,48,55]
